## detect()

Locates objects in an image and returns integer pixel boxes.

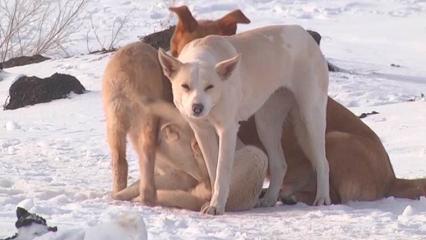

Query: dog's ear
[16,207,30,219]
[169,5,198,33]
[158,48,182,80]
[215,54,240,80]
[218,10,251,35]
[160,123,180,142]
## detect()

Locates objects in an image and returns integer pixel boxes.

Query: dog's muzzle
[192,103,204,116]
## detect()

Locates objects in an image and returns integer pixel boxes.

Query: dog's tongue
[48,226,58,232]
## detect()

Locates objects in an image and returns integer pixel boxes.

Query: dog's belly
[237,87,286,121]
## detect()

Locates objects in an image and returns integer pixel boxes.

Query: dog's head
[158,121,197,161]
[143,99,206,179]
[158,48,240,119]
[14,207,57,239]
[158,120,207,181]
[169,5,250,57]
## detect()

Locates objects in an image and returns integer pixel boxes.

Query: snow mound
[84,211,147,240]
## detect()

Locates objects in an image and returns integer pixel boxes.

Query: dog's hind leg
[130,114,159,206]
[106,106,129,196]
[291,93,331,205]
[114,171,198,201]
[254,89,292,207]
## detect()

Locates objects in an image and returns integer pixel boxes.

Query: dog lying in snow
[114,102,267,211]
[102,5,250,205]
[158,25,331,214]
[2,207,57,240]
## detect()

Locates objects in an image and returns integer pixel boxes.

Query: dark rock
[4,73,86,110]
[307,30,322,45]
[280,195,298,205]
[1,55,50,69]
[89,48,117,54]
[306,30,343,73]
[328,62,343,72]
[390,63,401,68]
[408,93,425,102]
[140,25,176,50]
[359,111,379,119]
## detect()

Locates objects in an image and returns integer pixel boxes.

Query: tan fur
[103,42,165,205]
[102,6,250,206]
[114,102,267,211]
[239,98,426,204]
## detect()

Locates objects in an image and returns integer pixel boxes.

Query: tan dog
[102,6,251,205]
[158,25,331,215]
[114,103,267,211]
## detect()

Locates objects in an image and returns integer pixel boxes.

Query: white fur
[159,25,331,214]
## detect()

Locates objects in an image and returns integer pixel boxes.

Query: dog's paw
[200,203,224,215]
[313,195,331,206]
[111,192,125,201]
[133,194,157,207]
[255,195,278,208]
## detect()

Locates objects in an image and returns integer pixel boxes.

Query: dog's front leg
[201,123,239,215]
[189,122,219,190]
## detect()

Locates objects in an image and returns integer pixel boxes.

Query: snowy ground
[1,0,426,239]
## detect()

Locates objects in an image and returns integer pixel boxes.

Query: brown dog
[240,98,426,204]
[169,6,250,57]
[102,5,251,205]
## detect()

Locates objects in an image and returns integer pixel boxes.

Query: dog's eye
[204,85,214,91]
[181,84,190,91]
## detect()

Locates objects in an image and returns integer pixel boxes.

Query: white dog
[158,25,331,215]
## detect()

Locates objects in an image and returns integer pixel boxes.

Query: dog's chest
[237,105,255,121]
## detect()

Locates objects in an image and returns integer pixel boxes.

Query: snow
[1,0,426,239]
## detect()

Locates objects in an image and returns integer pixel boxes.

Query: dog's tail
[387,178,426,199]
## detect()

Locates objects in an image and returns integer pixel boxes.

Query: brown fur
[169,6,250,57]
[102,6,250,206]
[239,98,426,204]
[113,103,267,211]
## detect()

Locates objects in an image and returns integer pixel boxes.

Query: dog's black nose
[192,103,204,116]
